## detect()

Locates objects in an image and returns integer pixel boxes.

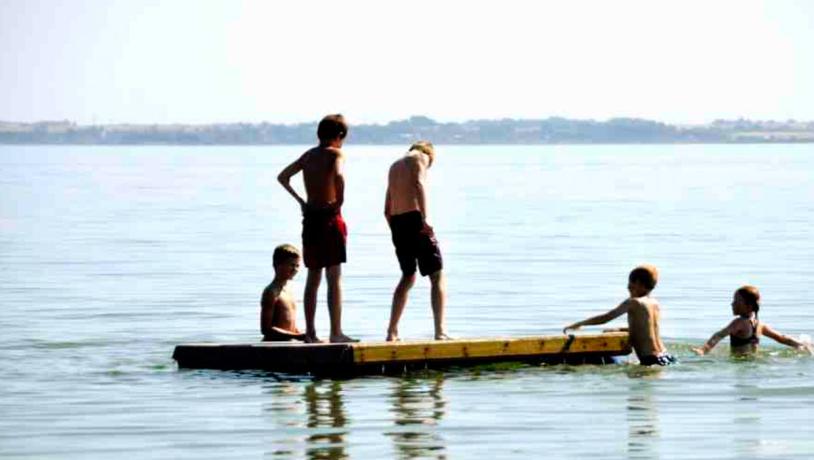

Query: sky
[1,0,813,125]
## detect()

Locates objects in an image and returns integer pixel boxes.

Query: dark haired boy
[563,264,675,366]
[261,244,306,342]
[277,114,356,343]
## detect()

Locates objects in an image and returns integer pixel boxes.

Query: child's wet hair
[317,114,348,142]
[273,244,301,267]
[629,264,658,291]
[735,285,760,314]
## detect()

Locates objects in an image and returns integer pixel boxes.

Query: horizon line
[2,115,814,127]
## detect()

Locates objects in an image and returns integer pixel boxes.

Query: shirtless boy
[563,265,676,366]
[277,114,355,343]
[384,141,450,341]
[261,244,306,342]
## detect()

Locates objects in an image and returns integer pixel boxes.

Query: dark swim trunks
[639,353,677,366]
[389,211,443,276]
[302,207,347,269]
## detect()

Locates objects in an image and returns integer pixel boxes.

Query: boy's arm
[277,156,306,210]
[260,290,278,337]
[761,323,813,353]
[266,326,307,340]
[692,321,735,355]
[331,150,345,212]
[563,301,629,334]
[414,159,434,236]
[384,187,391,220]
[415,160,428,220]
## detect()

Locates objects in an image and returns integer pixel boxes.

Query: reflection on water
[732,363,762,458]
[262,379,348,459]
[304,381,349,460]
[386,374,447,459]
[626,374,660,459]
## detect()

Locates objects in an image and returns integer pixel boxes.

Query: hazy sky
[1,0,813,124]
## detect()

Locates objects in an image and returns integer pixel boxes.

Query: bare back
[301,146,343,207]
[387,153,425,216]
[626,297,666,359]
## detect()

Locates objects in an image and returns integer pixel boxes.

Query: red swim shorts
[302,207,347,269]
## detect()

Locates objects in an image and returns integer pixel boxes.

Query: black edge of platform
[173,343,355,375]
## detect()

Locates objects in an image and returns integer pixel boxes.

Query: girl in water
[693,285,812,355]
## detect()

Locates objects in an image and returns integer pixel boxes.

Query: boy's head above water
[628,264,658,296]
[732,285,760,317]
[273,244,301,280]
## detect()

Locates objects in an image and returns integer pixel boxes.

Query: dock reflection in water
[386,373,448,459]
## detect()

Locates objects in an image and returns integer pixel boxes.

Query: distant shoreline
[3,116,813,145]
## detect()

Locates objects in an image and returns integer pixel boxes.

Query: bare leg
[387,273,416,341]
[303,268,322,343]
[326,265,355,342]
[430,270,450,340]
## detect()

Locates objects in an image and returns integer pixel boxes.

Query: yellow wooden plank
[351,332,630,364]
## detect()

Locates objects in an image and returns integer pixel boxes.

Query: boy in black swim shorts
[384,141,450,341]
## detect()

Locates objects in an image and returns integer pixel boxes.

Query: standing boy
[261,244,306,341]
[563,265,675,366]
[384,141,450,341]
[277,114,355,343]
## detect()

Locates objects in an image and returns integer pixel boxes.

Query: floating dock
[173,332,631,377]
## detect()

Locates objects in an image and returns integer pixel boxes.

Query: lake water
[1,144,813,459]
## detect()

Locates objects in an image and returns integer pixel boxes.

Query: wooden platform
[173,332,631,376]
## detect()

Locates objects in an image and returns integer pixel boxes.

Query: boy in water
[277,114,355,343]
[563,265,675,366]
[261,244,306,342]
[278,114,355,343]
[384,141,450,341]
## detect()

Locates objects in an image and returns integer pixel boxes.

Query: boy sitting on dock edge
[261,244,307,342]
[563,265,676,366]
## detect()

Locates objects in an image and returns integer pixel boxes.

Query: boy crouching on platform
[563,265,676,366]
[261,244,307,342]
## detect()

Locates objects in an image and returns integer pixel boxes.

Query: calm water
[1,144,813,459]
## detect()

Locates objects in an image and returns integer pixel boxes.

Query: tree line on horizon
[1,116,813,145]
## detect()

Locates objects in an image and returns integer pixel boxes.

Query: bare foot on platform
[330,333,359,343]
[435,333,454,341]
[386,330,400,342]
[304,335,325,344]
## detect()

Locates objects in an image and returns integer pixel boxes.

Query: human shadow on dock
[385,373,448,459]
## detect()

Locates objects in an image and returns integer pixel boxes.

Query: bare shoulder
[628,297,659,313]
[261,283,282,307]
[302,146,319,158]
[405,154,423,173]
[324,146,344,160]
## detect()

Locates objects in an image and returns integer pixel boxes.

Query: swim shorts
[639,353,677,366]
[388,211,443,276]
[302,207,347,269]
